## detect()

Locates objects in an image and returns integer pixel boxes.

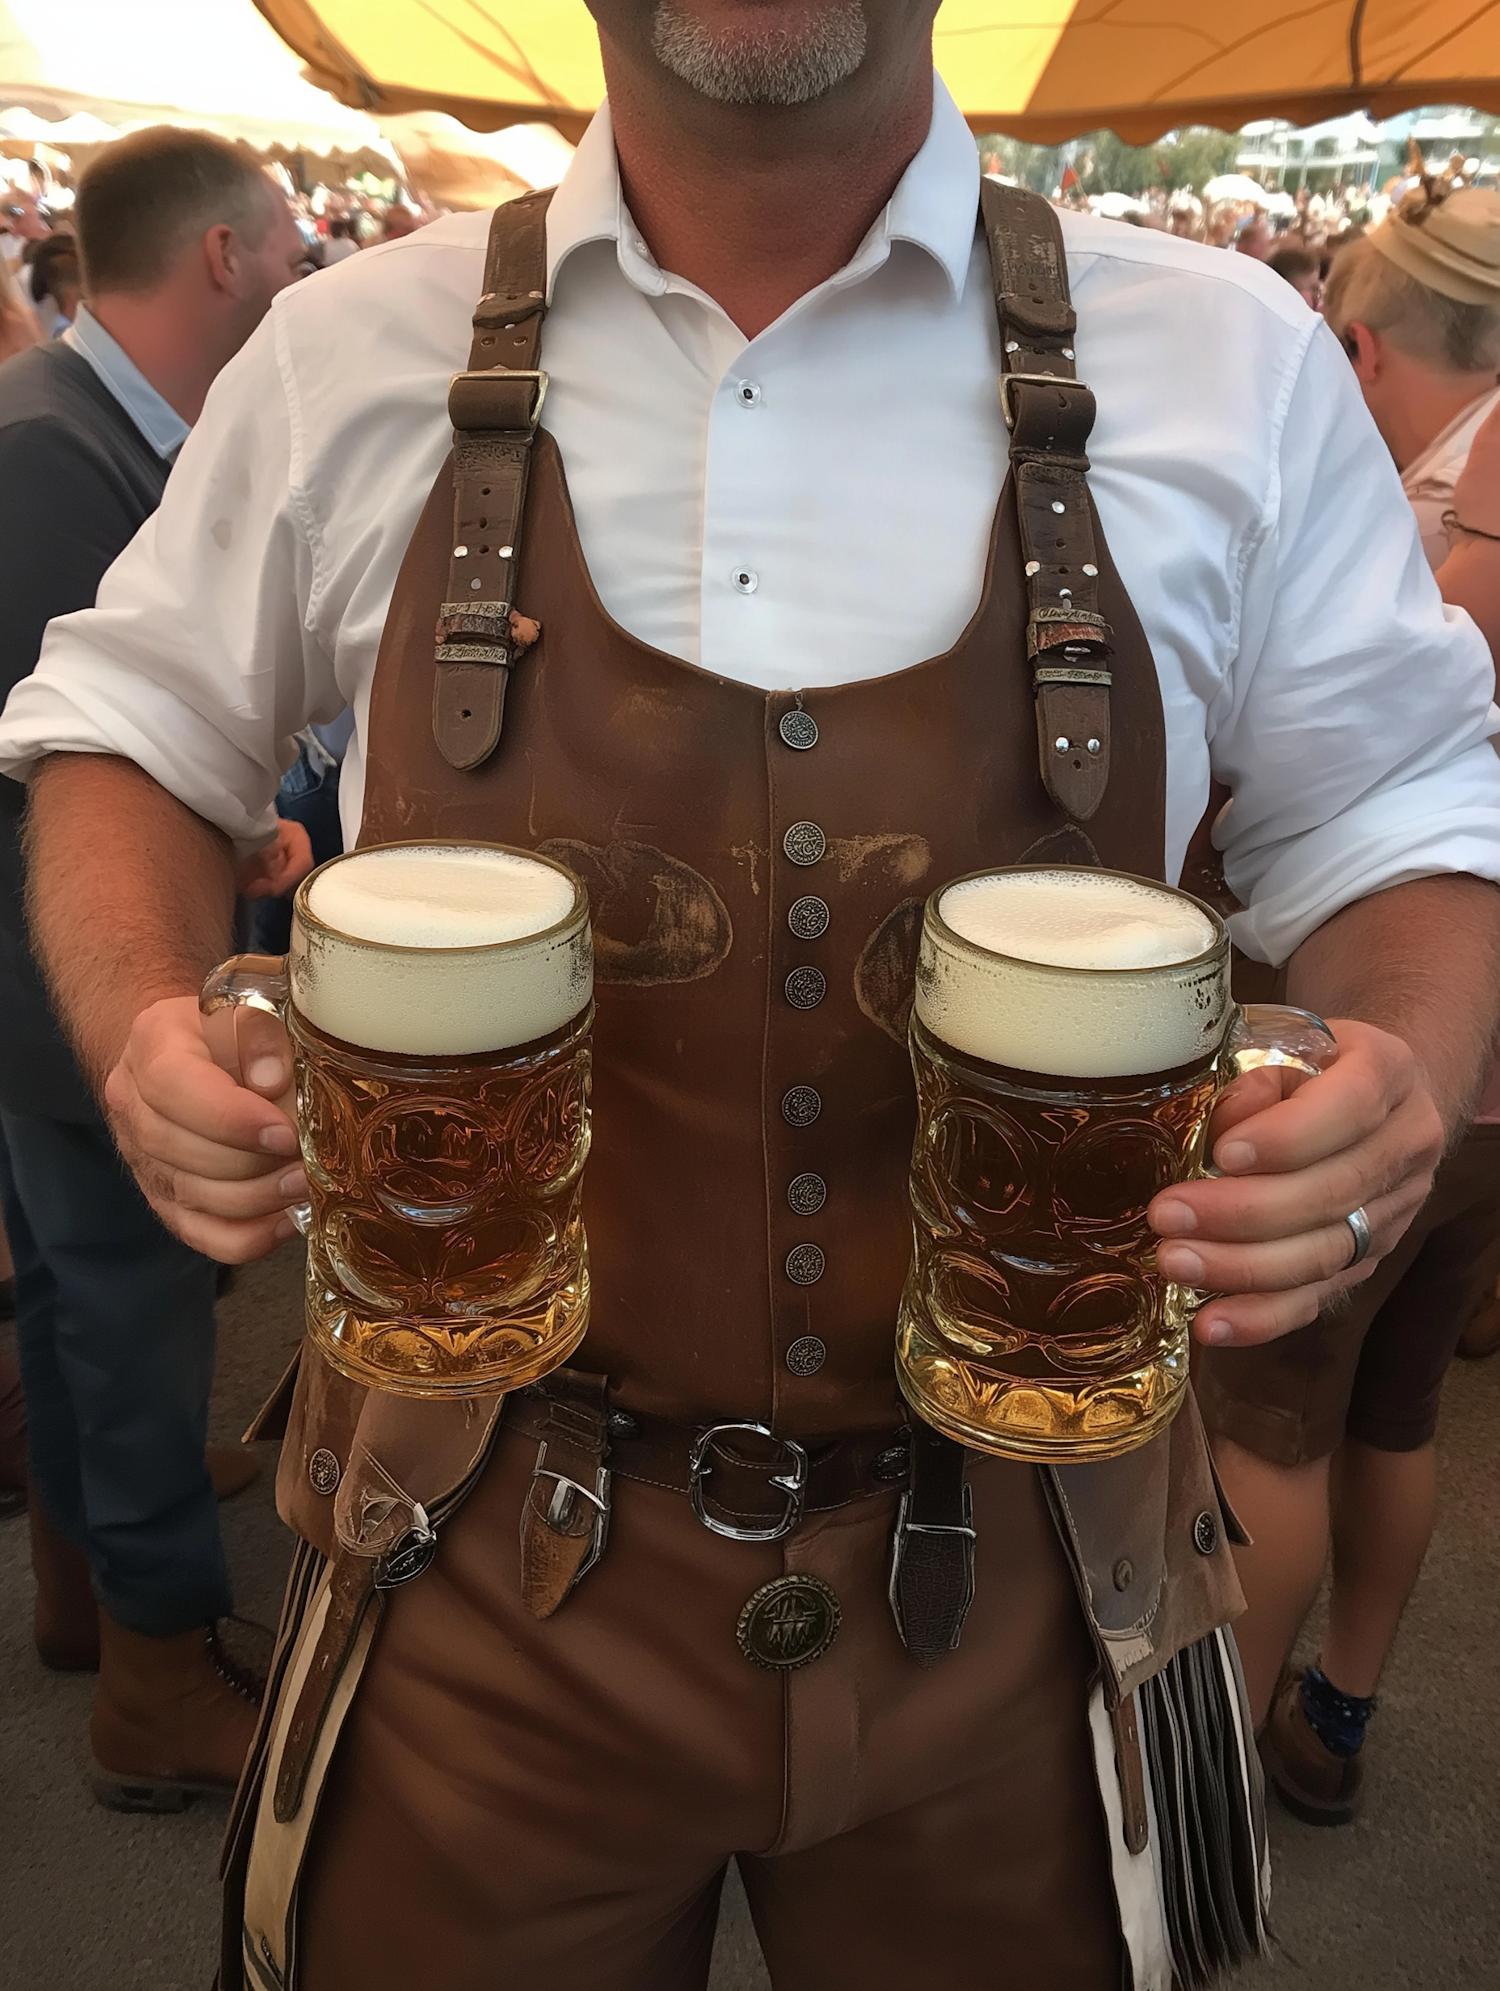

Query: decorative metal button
[735,380,762,407]
[1113,1558,1134,1592]
[1192,1510,1220,1557]
[787,1172,826,1215]
[784,967,826,1010]
[308,1448,341,1497]
[608,1408,639,1440]
[737,1574,842,1670]
[786,1335,826,1377]
[788,896,830,940]
[872,1443,911,1482]
[781,1085,821,1127]
[778,709,818,751]
[783,821,826,866]
[733,567,759,595]
[785,1243,825,1285]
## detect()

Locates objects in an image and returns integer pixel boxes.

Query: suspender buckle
[689,1422,809,1542]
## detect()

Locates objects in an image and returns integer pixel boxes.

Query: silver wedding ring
[1344,1206,1373,1270]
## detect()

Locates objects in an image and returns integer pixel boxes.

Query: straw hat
[1369,157,1500,305]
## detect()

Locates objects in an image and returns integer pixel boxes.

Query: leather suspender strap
[980,178,1114,823]
[433,187,555,770]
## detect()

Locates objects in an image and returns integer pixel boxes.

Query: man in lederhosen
[3,3,1500,1985]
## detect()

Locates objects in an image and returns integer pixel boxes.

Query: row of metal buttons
[780,719,826,1374]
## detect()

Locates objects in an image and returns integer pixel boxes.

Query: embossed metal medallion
[308,1448,342,1497]
[737,1574,842,1670]
[783,822,826,867]
[786,1335,826,1377]
[781,1086,822,1127]
[787,1172,827,1216]
[787,896,830,941]
[785,1243,825,1286]
[778,710,819,751]
[784,967,827,1010]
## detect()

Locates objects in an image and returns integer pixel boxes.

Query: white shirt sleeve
[0,309,336,854]
[1214,318,1500,965]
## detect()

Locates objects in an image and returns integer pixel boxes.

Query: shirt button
[733,567,758,594]
[788,896,830,940]
[781,1085,821,1127]
[785,1243,825,1286]
[735,380,762,407]
[787,1172,827,1215]
[1193,1510,1220,1557]
[785,967,826,1010]
[783,822,826,866]
[778,710,818,750]
[786,1335,826,1376]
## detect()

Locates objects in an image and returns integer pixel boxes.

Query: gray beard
[651,0,867,106]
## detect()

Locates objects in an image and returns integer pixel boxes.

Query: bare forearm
[25,753,235,1091]
[1286,874,1500,1134]
[1435,536,1500,666]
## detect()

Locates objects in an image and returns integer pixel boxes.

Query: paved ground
[1,1239,1496,1989]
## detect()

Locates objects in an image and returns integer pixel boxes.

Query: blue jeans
[0,1108,231,1635]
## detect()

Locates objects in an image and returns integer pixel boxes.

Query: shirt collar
[62,305,190,463]
[544,70,980,307]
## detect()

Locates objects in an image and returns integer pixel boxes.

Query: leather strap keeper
[518,1373,612,1620]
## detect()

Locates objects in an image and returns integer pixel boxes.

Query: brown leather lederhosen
[222,186,1267,1991]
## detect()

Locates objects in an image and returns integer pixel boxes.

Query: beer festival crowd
[1,5,1500,1988]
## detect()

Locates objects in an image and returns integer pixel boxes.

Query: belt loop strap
[519,1370,613,1618]
[980,178,1114,824]
[888,1423,976,1666]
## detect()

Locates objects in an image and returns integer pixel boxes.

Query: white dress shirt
[2,79,1499,967]
[62,305,190,463]
[1401,381,1500,571]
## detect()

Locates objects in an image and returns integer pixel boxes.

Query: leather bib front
[360,425,1167,1441]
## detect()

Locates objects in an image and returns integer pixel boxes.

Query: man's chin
[651,0,868,108]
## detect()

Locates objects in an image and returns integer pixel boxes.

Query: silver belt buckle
[688,1421,808,1543]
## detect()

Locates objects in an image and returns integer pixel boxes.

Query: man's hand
[235,817,314,901]
[1149,1018,1444,1347]
[103,995,308,1262]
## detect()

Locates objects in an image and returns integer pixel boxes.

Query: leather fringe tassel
[1136,1627,1271,1986]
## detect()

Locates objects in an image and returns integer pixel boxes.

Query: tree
[975,124,1242,198]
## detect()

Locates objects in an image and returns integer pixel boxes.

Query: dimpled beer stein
[896,866,1336,1461]
[202,842,594,1398]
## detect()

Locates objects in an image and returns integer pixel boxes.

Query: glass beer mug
[202,841,594,1399]
[896,865,1335,1462]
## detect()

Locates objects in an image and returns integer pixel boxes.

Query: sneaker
[1259,1668,1364,1827]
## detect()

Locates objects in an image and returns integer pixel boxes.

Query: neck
[1385,364,1497,473]
[600,45,935,339]
[85,289,225,426]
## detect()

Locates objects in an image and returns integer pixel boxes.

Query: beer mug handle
[200,954,312,1237]
[1225,1002,1339,1083]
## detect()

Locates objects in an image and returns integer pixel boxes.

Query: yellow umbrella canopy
[256,0,1500,143]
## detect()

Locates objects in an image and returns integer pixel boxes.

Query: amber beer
[201,842,594,1399]
[896,866,1335,1461]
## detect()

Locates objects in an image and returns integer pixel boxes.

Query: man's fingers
[132,1035,296,1155]
[124,1093,298,1183]
[1157,1185,1417,1296]
[135,1151,307,1223]
[1207,1020,1418,1177]
[139,1196,301,1265]
[1191,1284,1333,1348]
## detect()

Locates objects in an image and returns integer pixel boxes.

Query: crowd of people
[0,66,1497,1990]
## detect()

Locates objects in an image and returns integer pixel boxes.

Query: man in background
[0,124,305,1811]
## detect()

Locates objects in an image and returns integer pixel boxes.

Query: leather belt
[503,1367,976,1663]
[503,1381,913,1540]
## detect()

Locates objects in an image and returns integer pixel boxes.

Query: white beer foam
[917,869,1227,1079]
[290,845,591,1055]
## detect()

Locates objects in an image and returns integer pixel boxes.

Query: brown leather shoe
[1260,1669,1364,1827]
[1457,1283,1500,1360]
[207,1443,260,1501]
[28,1488,100,1671]
[90,1613,262,1812]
